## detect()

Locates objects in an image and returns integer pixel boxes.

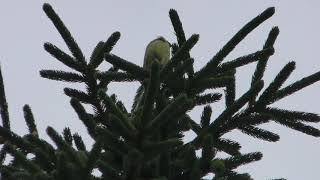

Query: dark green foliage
[200,106,212,128]
[169,9,193,78]
[160,34,199,81]
[63,128,73,146]
[216,48,274,74]
[145,94,193,134]
[89,31,121,69]
[65,88,92,104]
[70,98,97,138]
[249,27,279,107]
[201,135,216,166]
[141,61,160,125]
[0,3,318,180]
[104,53,148,80]
[255,61,296,109]
[84,139,103,179]
[95,71,137,82]
[225,69,236,108]
[0,67,10,131]
[271,70,320,104]
[23,105,38,137]
[40,70,85,83]
[195,7,275,79]
[195,93,222,106]
[44,42,83,72]
[43,3,86,65]
[263,107,320,122]
[73,133,86,151]
[239,126,280,142]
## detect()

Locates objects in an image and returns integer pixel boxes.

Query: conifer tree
[0,3,319,180]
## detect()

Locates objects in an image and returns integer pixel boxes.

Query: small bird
[131,37,171,115]
[143,36,171,70]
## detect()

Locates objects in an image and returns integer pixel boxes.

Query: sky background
[0,1,320,179]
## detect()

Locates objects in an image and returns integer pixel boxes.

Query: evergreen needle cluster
[0,3,319,180]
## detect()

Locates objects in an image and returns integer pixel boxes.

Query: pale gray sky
[0,1,319,179]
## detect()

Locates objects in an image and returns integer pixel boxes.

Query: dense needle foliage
[0,3,319,180]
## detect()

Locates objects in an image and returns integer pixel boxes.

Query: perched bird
[143,36,171,70]
[131,37,171,115]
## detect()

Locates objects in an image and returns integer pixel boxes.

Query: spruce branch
[160,34,199,80]
[43,3,86,65]
[271,70,320,104]
[225,69,236,108]
[23,105,38,137]
[169,9,187,47]
[218,171,252,180]
[263,107,320,123]
[0,145,7,164]
[192,80,264,148]
[224,152,262,170]
[164,58,194,83]
[73,133,86,151]
[104,53,148,80]
[195,93,222,106]
[95,71,137,82]
[255,61,295,109]
[0,126,33,151]
[43,42,83,72]
[23,134,56,162]
[196,7,275,79]
[97,160,122,180]
[108,113,137,141]
[97,90,135,132]
[116,100,129,115]
[89,31,121,69]
[169,9,194,78]
[216,47,274,74]
[70,98,97,138]
[201,134,216,164]
[200,105,212,128]
[145,94,193,134]
[40,70,84,83]
[95,126,132,155]
[191,76,234,94]
[63,127,73,146]
[90,41,104,66]
[220,113,271,135]
[5,143,42,174]
[239,125,280,142]
[250,26,280,107]
[64,88,92,104]
[46,126,83,166]
[273,118,320,137]
[214,138,241,156]
[97,66,120,90]
[83,139,103,179]
[141,61,160,125]
[0,66,10,130]
[188,117,202,135]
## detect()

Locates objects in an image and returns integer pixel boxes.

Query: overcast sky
[0,1,320,179]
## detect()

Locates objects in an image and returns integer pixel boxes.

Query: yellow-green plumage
[143,37,171,70]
